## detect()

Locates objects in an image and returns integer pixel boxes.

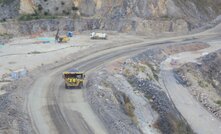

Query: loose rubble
[86,42,209,134]
[86,70,142,134]
[174,49,221,119]
[0,77,34,133]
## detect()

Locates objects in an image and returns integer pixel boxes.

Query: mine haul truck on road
[62,69,85,89]
[90,32,107,40]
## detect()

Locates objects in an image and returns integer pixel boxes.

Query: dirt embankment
[121,44,209,134]
[86,42,209,134]
[0,77,34,134]
[131,42,209,75]
[86,71,142,134]
[174,49,221,119]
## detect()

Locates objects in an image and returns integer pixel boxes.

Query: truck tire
[65,84,68,89]
[79,83,83,89]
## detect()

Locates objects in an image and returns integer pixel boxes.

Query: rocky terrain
[86,42,210,134]
[0,77,33,134]
[174,49,221,119]
[1,1,221,134]
[0,0,19,21]
[1,0,221,36]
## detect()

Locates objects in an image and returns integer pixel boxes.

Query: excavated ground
[86,42,209,134]
[0,32,144,133]
[174,49,221,119]
[0,26,220,133]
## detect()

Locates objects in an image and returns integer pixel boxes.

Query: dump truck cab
[63,69,85,89]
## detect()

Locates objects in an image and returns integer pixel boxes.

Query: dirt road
[27,40,168,134]
[160,70,221,134]
[26,32,221,134]
[160,46,221,134]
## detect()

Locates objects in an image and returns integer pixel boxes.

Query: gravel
[127,76,193,134]
[120,42,205,133]
[86,70,141,134]
[0,79,33,133]
[174,49,221,119]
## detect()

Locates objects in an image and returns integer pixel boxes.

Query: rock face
[0,0,221,34]
[0,0,19,21]
[19,0,35,14]
[174,49,221,119]
[0,18,101,35]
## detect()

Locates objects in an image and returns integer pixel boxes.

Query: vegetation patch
[216,100,221,107]
[0,33,13,38]
[114,90,138,126]
[18,10,57,21]
[0,0,13,5]
[198,80,208,88]
[28,51,41,54]
[145,61,159,81]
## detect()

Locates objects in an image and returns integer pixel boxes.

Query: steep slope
[0,0,19,21]
[0,0,221,35]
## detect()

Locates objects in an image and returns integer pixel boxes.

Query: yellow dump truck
[63,69,85,89]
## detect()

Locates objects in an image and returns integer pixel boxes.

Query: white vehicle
[90,32,107,40]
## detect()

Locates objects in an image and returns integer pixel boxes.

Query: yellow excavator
[62,68,85,89]
[55,28,70,43]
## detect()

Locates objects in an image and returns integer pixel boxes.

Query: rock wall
[0,0,221,35]
[0,18,189,36]
[0,18,102,35]
[0,0,19,20]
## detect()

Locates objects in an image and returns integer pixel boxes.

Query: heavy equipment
[90,32,107,40]
[55,29,70,43]
[62,68,85,89]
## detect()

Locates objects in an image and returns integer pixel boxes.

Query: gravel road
[160,52,221,134]
[26,40,176,134]
[23,31,221,134]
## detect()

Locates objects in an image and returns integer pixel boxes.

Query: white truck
[90,32,107,40]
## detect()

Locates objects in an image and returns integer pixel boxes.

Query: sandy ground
[0,33,144,82]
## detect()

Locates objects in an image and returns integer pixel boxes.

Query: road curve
[27,33,221,134]
[27,40,163,134]
[160,60,221,134]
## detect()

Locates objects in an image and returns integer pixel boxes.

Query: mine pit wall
[0,0,19,21]
[0,18,100,36]
[0,18,190,36]
[1,0,221,36]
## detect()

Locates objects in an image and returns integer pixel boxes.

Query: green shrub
[18,14,57,21]
[0,0,13,5]
[0,33,13,38]
[216,100,221,106]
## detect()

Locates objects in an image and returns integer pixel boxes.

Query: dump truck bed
[63,68,85,89]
